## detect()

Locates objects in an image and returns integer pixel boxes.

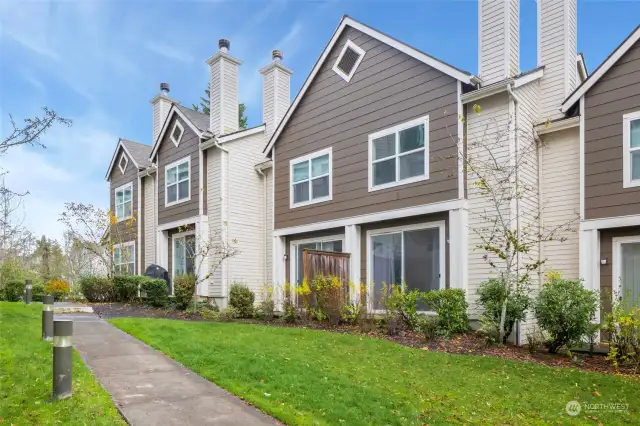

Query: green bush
[141,278,168,307]
[229,283,255,318]
[219,306,238,322]
[416,314,440,342]
[2,280,25,302]
[603,297,640,370]
[174,274,197,310]
[113,276,145,302]
[423,289,469,337]
[534,278,599,354]
[477,278,530,344]
[283,301,297,323]
[32,281,45,302]
[79,276,116,302]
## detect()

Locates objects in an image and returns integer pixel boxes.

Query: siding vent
[332,40,365,82]
[118,153,128,174]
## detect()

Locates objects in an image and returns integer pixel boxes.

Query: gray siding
[157,114,200,225]
[109,146,138,272]
[273,26,459,230]
[584,39,640,219]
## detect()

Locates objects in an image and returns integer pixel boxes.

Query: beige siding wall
[209,57,240,135]
[143,174,156,270]
[209,60,222,135]
[584,39,640,219]
[262,66,291,141]
[273,26,459,230]
[265,167,273,286]
[206,148,223,297]
[540,128,580,279]
[478,0,519,85]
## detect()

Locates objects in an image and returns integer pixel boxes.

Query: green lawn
[0,302,124,425]
[111,318,640,425]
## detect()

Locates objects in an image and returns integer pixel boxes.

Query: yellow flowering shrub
[45,279,71,301]
[603,298,640,371]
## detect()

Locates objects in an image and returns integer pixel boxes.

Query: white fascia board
[580,214,640,231]
[149,106,204,161]
[513,68,544,88]
[562,26,640,113]
[534,116,580,135]
[263,15,475,155]
[105,140,140,181]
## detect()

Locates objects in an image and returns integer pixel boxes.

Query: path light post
[42,295,54,340]
[24,279,32,305]
[53,320,73,400]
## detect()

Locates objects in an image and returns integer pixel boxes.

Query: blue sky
[1,0,639,241]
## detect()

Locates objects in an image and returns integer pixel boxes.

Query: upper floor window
[166,156,190,206]
[332,40,366,82]
[368,116,429,191]
[113,242,135,275]
[290,147,332,208]
[115,182,133,221]
[170,121,184,147]
[623,111,640,188]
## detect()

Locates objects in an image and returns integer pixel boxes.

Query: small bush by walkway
[0,302,125,425]
[111,317,640,425]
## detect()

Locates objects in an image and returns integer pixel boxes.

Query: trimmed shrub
[45,279,71,301]
[416,314,440,342]
[79,276,116,302]
[113,276,145,302]
[141,278,168,307]
[603,297,640,370]
[32,281,45,302]
[2,280,25,302]
[534,278,599,354]
[423,289,469,337]
[229,283,255,318]
[174,274,197,310]
[219,306,238,322]
[477,278,530,344]
[312,275,349,326]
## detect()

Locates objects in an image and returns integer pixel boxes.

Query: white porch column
[579,227,601,323]
[448,208,468,291]
[344,224,362,303]
[195,219,209,297]
[273,235,286,310]
[156,229,169,271]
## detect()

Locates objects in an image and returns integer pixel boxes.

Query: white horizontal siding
[209,60,222,134]
[266,168,273,286]
[207,148,224,297]
[479,0,519,84]
[222,62,239,134]
[143,174,156,269]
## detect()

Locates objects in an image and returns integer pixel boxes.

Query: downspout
[256,167,268,285]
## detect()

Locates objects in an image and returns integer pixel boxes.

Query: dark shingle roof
[176,105,209,133]
[121,139,152,168]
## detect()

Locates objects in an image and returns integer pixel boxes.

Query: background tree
[192,84,247,129]
[33,235,65,283]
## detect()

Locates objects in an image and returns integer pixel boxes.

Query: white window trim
[366,220,446,314]
[113,241,135,275]
[612,235,640,301]
[368,115,430,192]
[170,120,185,147]
[332,39,366,83]
[623,110,640,188]
[114,182,133,222]
[289,147,332,209]
[165,156,191,207]
[172,230,196,296]
[118,153,128,174]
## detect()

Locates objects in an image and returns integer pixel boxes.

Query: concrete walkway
[56,313,279,425]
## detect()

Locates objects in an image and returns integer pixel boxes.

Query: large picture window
[623,111,640,188]
[165,157,190,206]
[290,148,332,208]
[368,222,444,311]
[114,242,135,275]
[368,116,429,191]
[114,182,133,221]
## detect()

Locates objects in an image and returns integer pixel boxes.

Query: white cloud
[145,42,194,63]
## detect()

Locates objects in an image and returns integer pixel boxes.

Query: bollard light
[42,295,54,341]
[52,320,73,400]
[24,279,32,305]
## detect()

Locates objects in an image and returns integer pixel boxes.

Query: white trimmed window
[165,156,190,206]
[114,182,133,221]
[368,116,429,191]
[114,242,135,275]
[332,39,366,82]
[290,147,332,208]
[118,153,128,174]
[623,111,640,188]
[170,121,184,147]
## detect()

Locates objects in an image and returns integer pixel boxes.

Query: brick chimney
[149,83,174,143]
[478,0,520,85]
[260,49,293,141]
[206,39,242,135]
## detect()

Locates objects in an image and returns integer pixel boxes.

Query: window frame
[623,110,640,188]
[165,156,191,207]
[612,235,640,302]
[289,147,333,209]
[114,182,133,222]
[170,120,185,147]
[172,230,196,296]
[118,153,128,174]
[332,39,366,83]
[368,115,430,192]
[113,241,135,275]
[366,220,445,314]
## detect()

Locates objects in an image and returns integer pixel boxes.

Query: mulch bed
[94,302,638,377]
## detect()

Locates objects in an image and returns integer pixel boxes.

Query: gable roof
[263,15,478,154]
[149,104,212,160]
[562,25,640,113]
[104,138,151,180]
